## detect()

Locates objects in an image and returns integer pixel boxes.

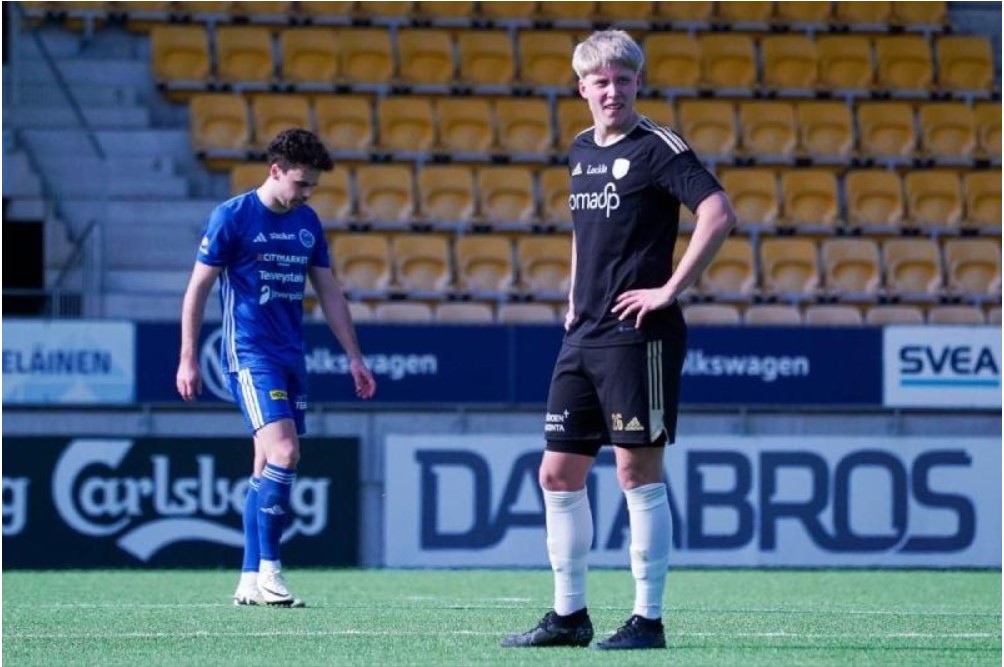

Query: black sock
[554,607,589,626]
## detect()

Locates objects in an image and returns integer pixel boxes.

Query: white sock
[260,559,281,574]
[239,571,258,589]
[543,488,592,616]
[625,482,671,620]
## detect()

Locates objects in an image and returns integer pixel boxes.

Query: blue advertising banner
[135,323,882,407]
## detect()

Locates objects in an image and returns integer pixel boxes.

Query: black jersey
[564,115,722,347]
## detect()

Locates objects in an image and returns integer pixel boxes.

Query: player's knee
[268,442,300,468]
[539,468,579,492]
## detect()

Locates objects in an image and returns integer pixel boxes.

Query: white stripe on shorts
[647,340,666,442]
[238,368,264,430]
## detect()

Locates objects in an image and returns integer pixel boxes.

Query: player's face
[269,164,320,212]
[578,65,641,134]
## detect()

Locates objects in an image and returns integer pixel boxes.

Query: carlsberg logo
[52,439,329,561]
[568,182,621,218]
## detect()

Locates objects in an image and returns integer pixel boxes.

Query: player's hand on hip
[564,306,575,332]
[176,360,202,401]
[612,286,676,329]
[349,358,377,399]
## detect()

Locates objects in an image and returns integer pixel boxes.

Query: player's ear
[578,77,587,99]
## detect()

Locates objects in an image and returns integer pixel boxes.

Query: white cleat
[257,569,306,608]
[233,585,265,606]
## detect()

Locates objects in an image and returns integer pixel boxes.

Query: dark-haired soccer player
[176,129,376,607]
[501,30,735,650]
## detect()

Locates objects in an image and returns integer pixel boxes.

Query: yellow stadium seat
[355,165,416,224]
[804,304,865,326]
[518,31,577,88]
[189,94,250,151]
[963,171,1002,229]
[797,101,853,160]
[337,28,394,83]
[539,166,572,224]
[760,34,818,90]
[856,102,916,158]
[683,303,742,325]
[414,1,475,18]
[455,235,515,293]
[435,98,494,153]
[635,98,676,127]
[821,238,881,296]
[759,237,820,296]
[919,103,976,159]
[477,166,538,227]
[774,1,832,24]
[676,99,736,156]
[179,3,232,17]
[310,166,353,224]
[495,98,553,154]
[356,1,414,18]
[654,1,713,23]
[536,1,597,21]
[875,35,933,91]
[279,28,338,84]
[435,302,495,323]
[717,1,773,23]
[391,234,452,293]
[417,164,476,226]
[479,1,536,19]
[377,96,435,152]
[700,237,756,295]
[215,26,274,84]
[517,235,573,294]
[346,301,375,322]
[373,302,434,323]
[936,36,994,92]
[780,170,839,229]
[314,95,373,152]
[943,239,1001,296]
[744,304,803,325]
[330,232,392,292]
[816,36,874,90]
[250,94,311,148]
[397,29,455,86]
[928,305,986,325]
[230,2,291,17]
[883,238,943,295]
[596,0,654,20]
[843,169,905,228]
[891,1,946,27]
[294,0,355,16]
[644,33,701,89]
[739,101,797,159]
[717,168,779,226]
[457,31,515,86]
[556,98,596,152]
[866,305,925,325]
[834,1,891,24]
[151,25,210,83]
[698,33,756,89]
[974,103,1002,159]
[904,170,963,230]
[230,163,266,196]
[497,303,559,324]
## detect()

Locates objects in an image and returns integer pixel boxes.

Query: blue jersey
[197,190,330,373]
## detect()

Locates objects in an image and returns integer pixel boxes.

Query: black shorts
[544,334,687,457]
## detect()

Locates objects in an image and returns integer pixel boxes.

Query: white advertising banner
[2,320,135,404]
[384,435,1001,568]
[883,325,1002,409]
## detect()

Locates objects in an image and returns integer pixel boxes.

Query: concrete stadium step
[102,223,203,270]
[104,269,193,293]
[22,128,192,162]
[3,80,140,106]
[5,105,151,129]
[1,152,44,198]
[101,292,222,321]
[13,59,153,89]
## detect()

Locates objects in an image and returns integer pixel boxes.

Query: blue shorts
[226,367,308,436]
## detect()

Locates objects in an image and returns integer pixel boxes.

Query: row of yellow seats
[719,168,1000,232]
[308,300,999,327]
[152,24,995,93]
[683,302,1000,326]
[27,1,952,29]
[227,160,1001,233]
[192,91,1002,162]
[319,231,1001,302]
[682,235,1001,299]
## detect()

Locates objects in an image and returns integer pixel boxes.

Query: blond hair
[571,30,644,79]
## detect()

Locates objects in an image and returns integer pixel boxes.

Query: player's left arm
[309,265,376,399]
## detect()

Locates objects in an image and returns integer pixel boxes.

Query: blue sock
[241,476,261,572]
[258,463,296,562]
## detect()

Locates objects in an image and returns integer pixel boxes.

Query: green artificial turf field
[3,569,1000,666]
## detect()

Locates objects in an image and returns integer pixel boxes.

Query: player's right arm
[177,261,222,401]
[565,231,577,331]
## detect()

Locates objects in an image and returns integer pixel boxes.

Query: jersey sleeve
[648,138,723,214]
[197,205,236,266]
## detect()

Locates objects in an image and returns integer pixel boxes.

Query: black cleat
[500,610,594,648]
[594,614,666,650]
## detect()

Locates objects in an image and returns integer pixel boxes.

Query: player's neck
[593,112,639,147]
[256,185,290,214]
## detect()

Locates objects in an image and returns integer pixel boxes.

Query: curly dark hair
[266,128,334,172]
